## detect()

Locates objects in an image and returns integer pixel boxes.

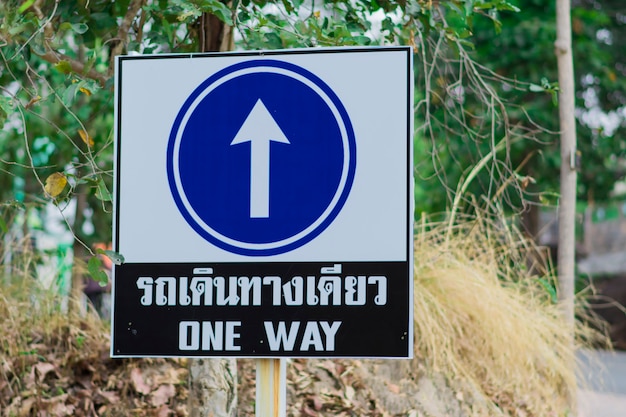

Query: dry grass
[0,244,188,416]
[413,216,607,416]
[0,232,189,415]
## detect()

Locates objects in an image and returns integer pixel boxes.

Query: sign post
[256,359,286,417]
[113,47,413,413]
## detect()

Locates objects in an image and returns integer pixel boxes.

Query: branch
[34,0,144,86]
[30,0,108,85]
[37,50,108,85]
[447,137,509,242]
[108,0,146,76]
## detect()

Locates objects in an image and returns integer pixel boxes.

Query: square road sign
[112,47,414,358]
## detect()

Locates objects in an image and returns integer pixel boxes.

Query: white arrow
[231,99,290,218]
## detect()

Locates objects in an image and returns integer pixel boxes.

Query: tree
[555,0,578,342]
[1,0,548,277]
[451,0,626,234]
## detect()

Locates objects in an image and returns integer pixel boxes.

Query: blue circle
[167,60,356,256]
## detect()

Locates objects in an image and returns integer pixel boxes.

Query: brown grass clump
[412,217,605,416]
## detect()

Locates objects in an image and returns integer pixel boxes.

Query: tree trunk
[555,0,578,332]
[188,9,237,417]
[199,12,235,52]
[189,358,238,417]
[555,0,578,410]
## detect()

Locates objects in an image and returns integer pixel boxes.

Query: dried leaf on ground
[131,367,152,395]
[150,384,176,407]
[95,389,120,404]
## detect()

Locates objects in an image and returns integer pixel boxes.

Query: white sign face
[112,47,414,358]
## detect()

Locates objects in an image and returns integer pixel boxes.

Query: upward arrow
[231,99,290,218]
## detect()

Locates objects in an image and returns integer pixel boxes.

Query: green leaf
[445,1,464,17]
[54,60,73,74]
[18,0,36,14]
[406,0,422,16]
[96,248,125,265]
[473,1,495,10]
[347,35,371,45]
[61,83,79,106]
[75,335,86,348]
[160,17,174,46]
[464,0,474,16]
[0,216,7,234]
[537,277,557,304]
[528,83,545,92]
[496,1,520,12]
[76,79,100,96]
[280,0,294,14]
[70,23,89,34]
[8,23,28,36]
[88,256,109,285]
[381,16,396,33]
[492,16,502,34]
[204,0,233,26]
[264,32,283,49]
[95,177,112,201]
[0,96,14,126]
[551,90,558,106]
[76,175,99,186]
[237,9,251,23]
[30,32,47,55]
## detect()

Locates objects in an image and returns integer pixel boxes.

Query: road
[577,349,626,417]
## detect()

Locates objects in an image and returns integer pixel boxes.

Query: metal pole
[256,359,287,417]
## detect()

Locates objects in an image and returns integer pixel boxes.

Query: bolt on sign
[112,47,414,358]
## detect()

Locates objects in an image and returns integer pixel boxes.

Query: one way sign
[113,47,414,358]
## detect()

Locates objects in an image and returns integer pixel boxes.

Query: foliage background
[0,0,624,310]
